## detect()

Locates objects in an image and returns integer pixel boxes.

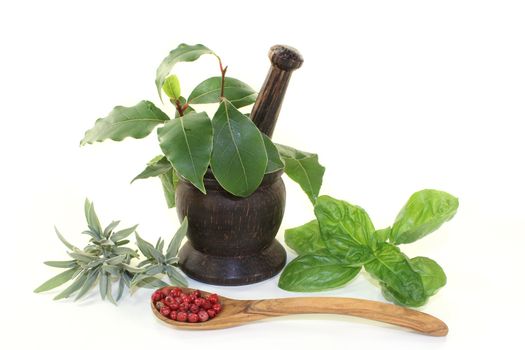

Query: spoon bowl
[151,287,448,336]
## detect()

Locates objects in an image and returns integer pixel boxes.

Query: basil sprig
[279,189,458,307]
[34,199,188,304]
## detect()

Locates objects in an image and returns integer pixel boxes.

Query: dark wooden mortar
[176,45,303,286]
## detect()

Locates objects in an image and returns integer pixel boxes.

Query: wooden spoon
[151,288,448,336]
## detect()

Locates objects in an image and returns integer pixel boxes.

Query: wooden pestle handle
[250,45,304,138]
[244,297,449,336]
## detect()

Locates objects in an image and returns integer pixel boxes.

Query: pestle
[250,45,304,138]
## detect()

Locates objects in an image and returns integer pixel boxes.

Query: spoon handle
[246,297,448,336]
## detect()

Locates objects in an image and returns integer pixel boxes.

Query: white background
[2,0,524,348]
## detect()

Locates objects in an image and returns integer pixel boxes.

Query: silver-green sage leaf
[34,267,80,293]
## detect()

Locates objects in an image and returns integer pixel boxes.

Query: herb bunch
[80,43,325,206]
[34,199,188,304]
[279,190,459,307]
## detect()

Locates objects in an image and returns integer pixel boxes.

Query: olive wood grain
[250,45,304,138]
[151,288,448,336]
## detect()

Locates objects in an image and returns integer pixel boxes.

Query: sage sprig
[34,199,188,304]
[279,189,459,307]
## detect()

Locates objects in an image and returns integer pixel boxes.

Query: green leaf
[156,43,215,101]
[121,263,146,274]
[364,243,427,307]
[158,112,213,193]
[188,77,257,108]
[80,100,170,145]
[278,255,360,292]
[390,189,459,245]
[166,217,188,260]
[410,257,447,297]
[44,260,77,268]
[68,252,97,263]
[375,227,391,243]
[284,220,327,256]
[74,267,101,301]
[103,221,120,238]
[113,247,139,257]
[53,271,89,300]
[166,265,188,287]
[159,169,179,208]
[262,134,284,174]
[111,225,138,243]
[314,196,376,265]
[84,199,102,237]
[54,226,78,251]
[276,144,325,204]
[105,255,126,265]
[210,100,267,197]
[131,156,173,183]
[34,267,79,293]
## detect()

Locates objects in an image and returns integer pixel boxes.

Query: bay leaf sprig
[279,189,459,307]
[34,199,188,304]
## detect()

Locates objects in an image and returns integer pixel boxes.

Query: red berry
[165,296,174,305]
[191,290,201,298]
[151,292,162,302]
[207,309,216,319]
[176,312,188,322]
[207,294,219,304]
[170,288,181,297]
[188,313,199,323]
[174,297,183,304]
[155,301,165,310]
[198,310,209,322]
[169,311,178,320]
[189,294,196,302]
[160,287,172,297]
[190,304,200,314]
[212,303,222,313]
[181,295,191,304]
[179,302,189,311]
[194,297,205,307]
[202,301,212,310]
[160,306,171,317]
[169,302,180,311]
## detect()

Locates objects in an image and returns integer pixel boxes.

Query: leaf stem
[174,99,184,117]
[218,58,228,99]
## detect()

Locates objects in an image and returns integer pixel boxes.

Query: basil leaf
[158,112,213,193]
[210,100,267,197]
[364,243,427,307]
[156,43,215,101]
[84,199,102,237]
[410,257,447,297]
[34,267,79,293]
[159,168,179,208]
[166,265,188,287]
[53,271,89,300]
[278,255,360,292]
[276,144,325,204]
[43,260,77,268]
[262,134,284,174]
[284,220,327,256]
[80,101,169,145]
[131,156,172,183]
[166,217,188,260]
[188,77,257,108]
[314,196,375,265]
[390,189,459,245]
[375,227,391,243]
